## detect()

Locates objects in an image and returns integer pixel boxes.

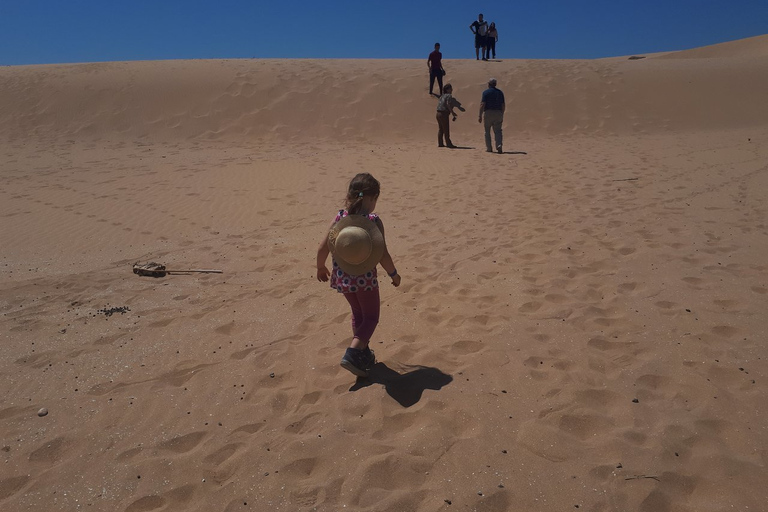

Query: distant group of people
[427,14,506,153]
[470,13,498,61]
[427,13,501,98]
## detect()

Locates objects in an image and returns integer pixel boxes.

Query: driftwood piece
[133,262,223,278]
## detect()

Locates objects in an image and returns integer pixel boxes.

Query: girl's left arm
[376,218,401,287]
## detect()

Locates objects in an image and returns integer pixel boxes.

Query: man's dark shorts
[475,34,485,49]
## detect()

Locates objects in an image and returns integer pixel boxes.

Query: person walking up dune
[478,77,505,153]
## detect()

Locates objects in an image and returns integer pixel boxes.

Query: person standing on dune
[470,13,489,60]
[478,77,505,153]
[487,22,498,59]
[436,83,465,148]
[428,42,445,96]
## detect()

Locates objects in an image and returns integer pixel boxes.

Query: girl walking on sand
[316,173,401,377]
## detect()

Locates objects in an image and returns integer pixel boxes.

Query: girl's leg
[344,289,380,349]
[343,292,363,337]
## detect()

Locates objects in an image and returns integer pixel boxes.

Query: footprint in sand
[682,277,704,286]
[280,457,319,478]
[28,436,69,464]
[617,282,638,293]
[157,432,206,454]
[0,475,30,501]
[518,301,543,313]
[710,325,739,338]
[116,447,143,461]
[450,339,484,355]
[712,299,740,311]
[231,422,266,435]
[558,413,615,441]
[202,443,243,467]
[125,495,166,512]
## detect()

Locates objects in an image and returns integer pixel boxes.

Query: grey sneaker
[340,348,375,377]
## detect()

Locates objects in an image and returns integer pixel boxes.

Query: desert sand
[1,35,767,511]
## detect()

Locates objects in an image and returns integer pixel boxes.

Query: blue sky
[1,0,766,65]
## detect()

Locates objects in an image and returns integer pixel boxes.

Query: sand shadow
[349,363,453,407]
[446,145,475,150]
[493,150,527,155]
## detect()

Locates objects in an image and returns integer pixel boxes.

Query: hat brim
[328,214,385,276]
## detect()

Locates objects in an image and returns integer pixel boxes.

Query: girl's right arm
[316,223,333,282]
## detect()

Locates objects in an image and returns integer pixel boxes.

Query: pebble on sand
[37,408,48,417]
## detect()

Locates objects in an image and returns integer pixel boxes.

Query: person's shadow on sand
[349,363,453,407]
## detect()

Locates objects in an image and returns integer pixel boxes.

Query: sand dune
[657,33,768,59]
[1,34,767,144]
[1,35,767,511]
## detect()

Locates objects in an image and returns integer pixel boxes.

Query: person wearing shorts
[469,14,489,60]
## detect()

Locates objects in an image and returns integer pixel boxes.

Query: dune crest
[657,33,768,59]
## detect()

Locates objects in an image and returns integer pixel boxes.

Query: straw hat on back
[328,215,385,275]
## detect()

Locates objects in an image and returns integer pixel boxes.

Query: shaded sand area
[1,35,767,511]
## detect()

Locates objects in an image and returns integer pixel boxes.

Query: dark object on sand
[132,262,223,277]
[628,55,646,60]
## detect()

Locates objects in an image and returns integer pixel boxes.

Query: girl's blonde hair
[345,173,380,214]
